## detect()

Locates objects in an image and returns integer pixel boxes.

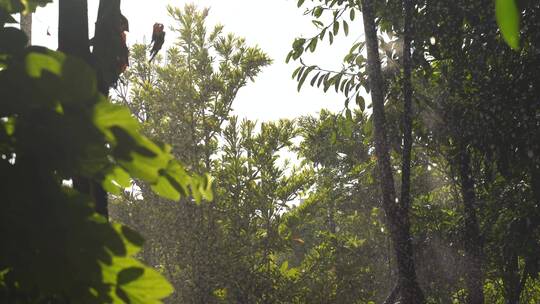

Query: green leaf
[196,174,214,202]
[334,73,343,93]
[93,101,140,143]
[163,160,191,198]
[102,166,131,194]
[310,72,321,86]
[495,0,520,50]
[4,116,15,136]
[317,73,326,87]
[349,8,355,21]
[102,255,174,304]
[120,225,145,255]
[343,21,349,36]
[297,66,315,92]
[333,21,339,35]
[25,52,62,78]
[291,66,302,79]
[151,172,182,201]
[319,28,326,41]
[280,261,289,273]
[356,94,365,111]
[308,38,318,52]
[314,6,323,18]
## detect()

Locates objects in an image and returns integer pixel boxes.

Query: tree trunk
[500,166,540,304]
[501,249,522,304]
[401,0,413,212]
[457,145,485,304]
[20,12,31,45]
[58,0,90,61]
[93,0,123,93]
[360,0,425,303]
[58,0,108,217]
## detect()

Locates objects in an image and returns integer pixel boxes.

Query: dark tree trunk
[383,283,401,304]
[501,249,522,304]
[360,0,425,303]
[457,145,485,304]
[58,0,108,218]
[58,0,90,61]
[401,0,413,212]
[500,166,540,304]
[93,0,123,93]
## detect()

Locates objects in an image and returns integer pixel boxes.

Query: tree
[287,109,391,303]
[360,1,425,302]
[109,5,292,303]
[287,0,425,301]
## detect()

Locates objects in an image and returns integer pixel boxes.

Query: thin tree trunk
[501,166,540,304]
[360,0,425,303]
[457,145,484,304]
[20,12,31,45]
[383,283,401,304]
[501,248,523,304]
[58,0,108,217]
[401,0,413,212]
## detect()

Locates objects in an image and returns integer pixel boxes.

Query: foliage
[288,0,540,303]
[0,1,212,303]
[109,5,303,303]
[2,0,540,303]
[0,0,51,16]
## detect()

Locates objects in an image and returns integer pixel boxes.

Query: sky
[27,0,365,122]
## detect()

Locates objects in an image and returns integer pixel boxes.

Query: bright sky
[28,0,365,122]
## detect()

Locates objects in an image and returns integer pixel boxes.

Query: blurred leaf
[0,27,27,54]
[118,267,144,285]
[0,8,17,26]
[25,51,63,77]
[102,166,131,194]
[495,0,520,50]
[0,0,52,14]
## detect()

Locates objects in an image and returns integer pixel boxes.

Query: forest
[0,0,539,303]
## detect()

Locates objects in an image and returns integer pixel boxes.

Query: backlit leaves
[0,24,211,303]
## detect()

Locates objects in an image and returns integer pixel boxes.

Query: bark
[457,145,484,304]
[401,0,413,211]
[20,12,31,45]
[360,0,425,303]
[58,0,90,62]
[501,249,523,304]
[93,0,123,93]
[383,283,401,304]
[58,0,108,217]
[500,166,540,304]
